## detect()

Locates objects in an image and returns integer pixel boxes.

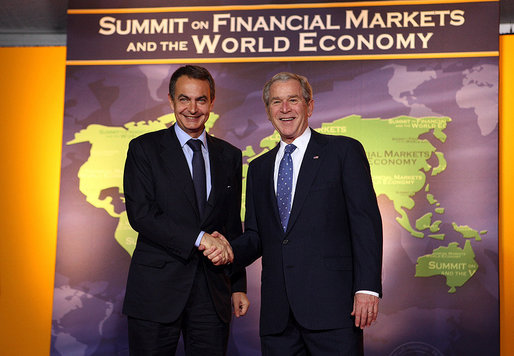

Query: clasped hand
[198,231,233,265]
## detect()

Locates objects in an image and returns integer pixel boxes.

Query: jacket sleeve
[225,149,247,293]
[123,137,200,260]
[341,138,383,296]
[231,162,264,269]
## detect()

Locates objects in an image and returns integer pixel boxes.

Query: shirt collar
[279,127,311,153]
[174,124,207,149]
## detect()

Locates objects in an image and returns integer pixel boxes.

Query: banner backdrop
[53,1,499,355]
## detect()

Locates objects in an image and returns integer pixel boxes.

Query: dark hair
[169,65,215,101]
[262,72,313,108]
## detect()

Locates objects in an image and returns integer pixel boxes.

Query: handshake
[198,231,233,266]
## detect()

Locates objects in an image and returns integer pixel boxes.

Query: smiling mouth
[279,117,295,121]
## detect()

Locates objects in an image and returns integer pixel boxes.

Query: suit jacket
[232,129,382,336]
[122,124,246,324]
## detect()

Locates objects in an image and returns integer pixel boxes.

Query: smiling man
[207,72,383,355]
[122,65,248,355]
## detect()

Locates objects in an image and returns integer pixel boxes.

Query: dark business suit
[232,129,382,340]
[122,124,245,335]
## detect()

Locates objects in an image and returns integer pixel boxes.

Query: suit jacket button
[282,239,289,245]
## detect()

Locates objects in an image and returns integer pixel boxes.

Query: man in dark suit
[207,72,382,355]
[123,65,248,355]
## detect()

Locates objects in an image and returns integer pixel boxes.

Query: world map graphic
[52,59,499,356]
[68,111,481,294]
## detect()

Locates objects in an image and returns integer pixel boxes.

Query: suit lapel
[160,125,199,219]
[204,134,223,222]
[286,130,328,234]
[264,145,283,233]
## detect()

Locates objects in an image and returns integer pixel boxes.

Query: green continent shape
[241,132,282,220]
[319,115,451,238]
[432,152,447,176]
[242,145,256,158]
[415,240,478,293]
[430,220,442,232]
[68,113,219,256]
[452,222,483,241]
[427,193,437,205]
[428,234,445,240]
[415,213,433,231]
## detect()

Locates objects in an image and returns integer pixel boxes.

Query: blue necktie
[187,139,206,217]
[277,144,296,231]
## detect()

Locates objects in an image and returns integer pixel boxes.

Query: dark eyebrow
[177,94,208,101]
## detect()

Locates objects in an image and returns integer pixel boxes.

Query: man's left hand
[351,293,379,329]
[232,292,250,318]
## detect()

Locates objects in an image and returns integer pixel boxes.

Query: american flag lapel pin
[313,155,319,159]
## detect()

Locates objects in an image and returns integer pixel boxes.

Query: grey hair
[262,72,313,108]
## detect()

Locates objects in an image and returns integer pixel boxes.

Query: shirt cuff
[195,231,206,247]
[355,290,379,297]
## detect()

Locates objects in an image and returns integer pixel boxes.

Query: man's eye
[271,100,281,105]
[180,98,189,103]
[289,98,298,104]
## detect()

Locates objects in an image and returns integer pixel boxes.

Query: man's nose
[188,100,198,113]
[280,101,290,112]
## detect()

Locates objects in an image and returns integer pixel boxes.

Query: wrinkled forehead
[269,79,303,98]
